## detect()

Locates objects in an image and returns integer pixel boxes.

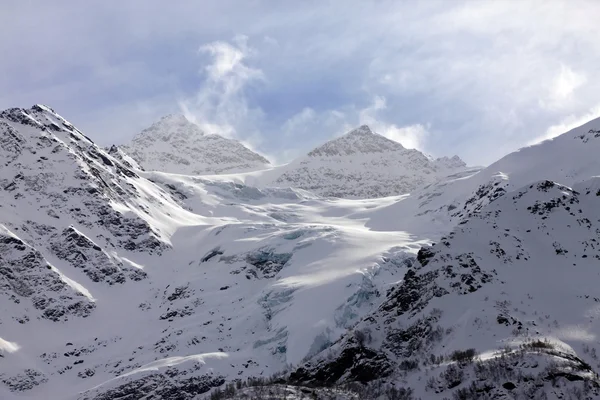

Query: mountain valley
[1,105,600,399]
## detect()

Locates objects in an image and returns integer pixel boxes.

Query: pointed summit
[271,125,467,198]
[121,115,270,175]
[348,124,374,135]
[159,114,189,123]
[155,114,196,129]
[134,114,204,144]
[435,155,467,170]
[307,125,404,157]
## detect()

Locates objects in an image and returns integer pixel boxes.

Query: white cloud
[180,36,265,142]
[0,337,20,353]
[281,107,317,137]
[539,65,587,109]
[552,65,586,100]
[527,103,600,146]
[379,124,430,150]
[359,96,429,150]
[275,107,350,163]
[3,1,600,165]
[199,35,262,89]
[201,42,245,81]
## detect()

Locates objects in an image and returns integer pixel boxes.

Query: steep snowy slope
[120,114,271,175]
[77,171,431,399]
[267,125,468,198]
[4,104,600,400]
[363,115,600,232]
[0,106,432,400]
[0,104,215,398]
[289,179,600,399]
[203,118,600,399]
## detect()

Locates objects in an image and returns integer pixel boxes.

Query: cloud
[2,1,600,166]
[276,95,431,163]
[263,36,279,47]
[282,107,349,138]
[359,96,429,150]
[281,108,317,137]
[527,103,600,146]
[275,107,350,163]
[379,124,430,150]
[179,35,265,144]
[199,35,262,90]
[549,65,587,105]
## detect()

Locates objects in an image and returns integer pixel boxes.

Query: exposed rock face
[0,105,169,255]
[289,178,600,398]
[269,125,468,198]
[3,104,600,400]
[0,225,95,324]
[121,114,271,175]
[79,369,226,400]
[0,104,179,397]
[2,105,423,400]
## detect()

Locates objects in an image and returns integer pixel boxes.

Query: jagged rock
[0,225,94,322]
[79,371,225,400]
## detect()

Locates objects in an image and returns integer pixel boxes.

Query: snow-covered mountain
[267,125,470,198]
[279,121,600,398]
[363,116,600,234]
[121,114,271,175]
[0,104,197,398]
[290,178,600,398]
[0,105,431,399]
[3,105,600,400]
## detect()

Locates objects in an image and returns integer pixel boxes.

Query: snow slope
[3,105,600,399]
[0,104,213,398]
[0,106,432,399]
[266,125,469,198]
[202,118,600,398]
[218,116,600,399]
[120,114,271,175]
[363,116,600,233]
[291,178,600,398]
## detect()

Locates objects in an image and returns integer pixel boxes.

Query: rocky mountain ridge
[268,125,470,198]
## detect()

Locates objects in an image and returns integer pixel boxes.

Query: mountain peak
[307,125,404,158]
[348,124,374,136]
[271,125,468,198]
[32,104,58,114]
[121,116,270,175]
[158,113,192,125]
[135,114,204,143]
[435,154,467,169]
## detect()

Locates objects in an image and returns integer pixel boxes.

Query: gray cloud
[1,1,600,165]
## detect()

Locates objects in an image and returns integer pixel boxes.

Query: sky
[1,0,600,165]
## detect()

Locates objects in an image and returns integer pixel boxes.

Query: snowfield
[1,105,600,399]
